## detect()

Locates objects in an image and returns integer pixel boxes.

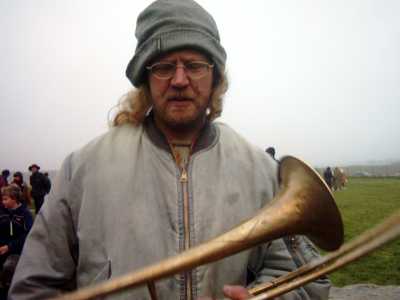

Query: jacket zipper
[168,139,196,300]
[10,220,14,236]
[180,167,192,300]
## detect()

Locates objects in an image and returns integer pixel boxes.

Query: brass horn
[248,209,400,299]
[52,156,344,300]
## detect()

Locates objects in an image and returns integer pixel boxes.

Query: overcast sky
[1,0,399,171]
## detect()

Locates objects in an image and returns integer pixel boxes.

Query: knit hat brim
[126,29,226,87]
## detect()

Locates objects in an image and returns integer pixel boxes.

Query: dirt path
[329,284,400,300]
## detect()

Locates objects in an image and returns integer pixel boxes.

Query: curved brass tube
[249,210,400,299]
[51,156,343,300]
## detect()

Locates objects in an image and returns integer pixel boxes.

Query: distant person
[265,146,279,162]
[0,185,33,298]
[11,172,32,208]
[323,167,334,190]
[0,170,10,202]
[28,164,51,213]
[43,172,52,193]
[0,170,10,189]
[333,167,347,191]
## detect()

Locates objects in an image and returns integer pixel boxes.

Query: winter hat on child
[126,0,226,87]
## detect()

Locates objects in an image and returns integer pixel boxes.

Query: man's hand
[222,285,251,300]
[197,285,251,300]
[0,245,9,255]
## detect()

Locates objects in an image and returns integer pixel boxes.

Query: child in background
[0,185,33,298]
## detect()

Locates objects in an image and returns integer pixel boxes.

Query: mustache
[167,92,193,101]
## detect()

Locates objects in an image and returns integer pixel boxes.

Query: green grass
[328,177,400,286]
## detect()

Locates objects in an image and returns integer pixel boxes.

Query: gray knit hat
[126,0,227,87]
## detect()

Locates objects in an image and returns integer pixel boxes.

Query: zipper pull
[180,169,188,183]
[10,221,13,236]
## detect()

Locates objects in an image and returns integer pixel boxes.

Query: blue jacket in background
[0,204,33,255]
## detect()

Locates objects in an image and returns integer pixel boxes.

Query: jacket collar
[143,114,218,155]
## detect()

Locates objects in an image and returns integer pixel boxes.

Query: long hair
[111,72,228,127]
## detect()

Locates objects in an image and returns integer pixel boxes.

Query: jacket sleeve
[249,236,331,300]
[9,154,79,300]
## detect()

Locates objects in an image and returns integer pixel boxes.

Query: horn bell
[277,156,344,251]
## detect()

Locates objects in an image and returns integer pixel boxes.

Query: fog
[1,0,399,171]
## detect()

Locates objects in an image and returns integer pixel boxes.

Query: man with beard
[10,1,330,299]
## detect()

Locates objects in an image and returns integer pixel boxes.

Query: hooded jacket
[10,117,330,300]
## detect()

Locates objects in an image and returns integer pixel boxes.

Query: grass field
[328,177,400,286]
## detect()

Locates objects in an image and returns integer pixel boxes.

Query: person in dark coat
[323,167,334,190]
[0,184,33,298]
[0,170,10,190]
[28,164,51,213]
[0,170,10,206]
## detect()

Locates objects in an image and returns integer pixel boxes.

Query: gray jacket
[9,118,330,299]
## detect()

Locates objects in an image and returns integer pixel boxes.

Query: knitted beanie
[126,0,227,87]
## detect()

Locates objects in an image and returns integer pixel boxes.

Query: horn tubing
[50,196,313,300]
[249,210,400,300]
[249,206,400,295]
[50,156,343,300]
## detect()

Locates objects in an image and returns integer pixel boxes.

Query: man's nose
[170,65,189,88]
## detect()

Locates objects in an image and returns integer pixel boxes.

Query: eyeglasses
[146,61,214,80]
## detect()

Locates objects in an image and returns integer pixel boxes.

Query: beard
[163,112,205,132]
[154,100,209,133]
